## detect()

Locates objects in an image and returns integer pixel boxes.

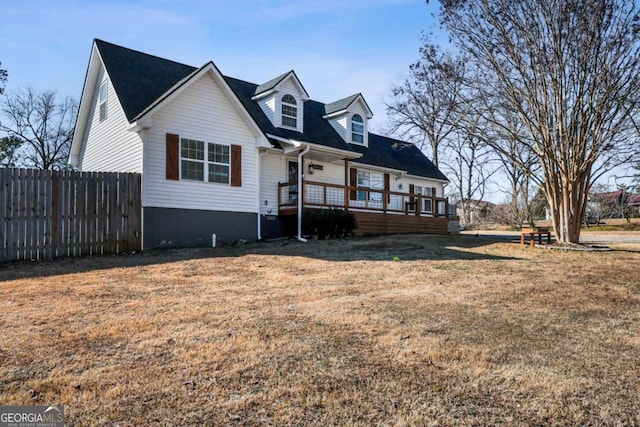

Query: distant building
[455,199,496,226]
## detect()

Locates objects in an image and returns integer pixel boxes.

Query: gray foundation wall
[143,207,258,249]
[260,214,296,240]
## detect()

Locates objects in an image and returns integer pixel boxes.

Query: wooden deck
[278,180,455,236]
[352,211,450,235]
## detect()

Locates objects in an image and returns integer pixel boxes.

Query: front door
[288,161,298,203]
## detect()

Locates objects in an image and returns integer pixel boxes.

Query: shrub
[302,209,357,240]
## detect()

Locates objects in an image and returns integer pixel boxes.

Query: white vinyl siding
[259,153,286,215]
[328,116,348,141]
[307,161,344,185]
[79,67,143,173]
[255,75,305,131]
[276,78,304,132]
[257,95,276,124]
[327,104,369,147]
[399,177,443,197]
[143,73,258,213]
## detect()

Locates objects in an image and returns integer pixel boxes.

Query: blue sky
[1,0,442,132]
[5,1,630,199]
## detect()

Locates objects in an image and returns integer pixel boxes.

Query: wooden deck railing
[278,180,450,217]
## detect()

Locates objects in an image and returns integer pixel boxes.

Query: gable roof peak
[93,38,197,121]
[94,39,194,70]
[253,70,309,100]
[324,93,373,119]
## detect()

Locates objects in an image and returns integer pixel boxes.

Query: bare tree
[494,132,540,228]
[439,0,640,244]
[385,40,465,167]
[443,112,496,226]
[632,162,640,193]
[1,86,77,170]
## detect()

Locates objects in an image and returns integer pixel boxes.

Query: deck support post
[297,146,310,242]
[344,159,349,210]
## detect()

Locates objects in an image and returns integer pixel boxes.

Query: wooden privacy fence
[0,168,141,262]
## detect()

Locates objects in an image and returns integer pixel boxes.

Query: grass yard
[1,235,639,426]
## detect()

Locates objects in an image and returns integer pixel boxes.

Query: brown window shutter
[384,173,390,203]
[231,144,242,187]
[432,187,437,197]
[349,168,357,200]
[409,183,416,211]
[166,133,179,180]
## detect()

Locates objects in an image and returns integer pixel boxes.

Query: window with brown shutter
[384,173,390,203]
[408,184,416,212]
[231,145,242,187]
[166,133,180,180]
[349,168,357,200]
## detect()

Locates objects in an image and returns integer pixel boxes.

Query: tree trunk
[546,174,588,244]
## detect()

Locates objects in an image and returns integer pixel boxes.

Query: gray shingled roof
[93,39,447,181]
[351,134,448,181]
[324,94,361,116]
[95,39,196,121]
[254,71,291,97]
[324,93,373,118]
[224,75,357,153]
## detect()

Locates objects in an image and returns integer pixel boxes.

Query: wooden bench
[520,227,551,246]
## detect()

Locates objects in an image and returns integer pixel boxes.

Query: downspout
[139,128,147,251]
[257,149,267,241]
[297,145,310,242]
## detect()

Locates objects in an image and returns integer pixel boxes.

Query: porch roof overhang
[403,173,450,184]
[266,133,362,162]
[352,163,407,177]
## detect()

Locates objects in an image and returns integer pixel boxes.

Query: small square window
[181,160,204,181]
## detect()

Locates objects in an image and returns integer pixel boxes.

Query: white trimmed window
[351,114,364,143]
[357,170,383,201]
[98,82,108,122]
[180,138,230,184]
[415,185,433,213]
[281,94,297,128]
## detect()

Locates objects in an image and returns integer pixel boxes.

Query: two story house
[69,39,453,248]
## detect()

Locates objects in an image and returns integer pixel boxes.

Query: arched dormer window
[351,114,364,143]
[281,94,298,128]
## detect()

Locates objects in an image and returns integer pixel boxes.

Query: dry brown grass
[1,234,639,426]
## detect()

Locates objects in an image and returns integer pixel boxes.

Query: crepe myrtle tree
[435,0,640,244]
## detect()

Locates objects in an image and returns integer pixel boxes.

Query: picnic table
[520,227,552,246]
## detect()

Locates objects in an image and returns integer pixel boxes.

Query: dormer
[323,93,373,147]
[251,70,309,133]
